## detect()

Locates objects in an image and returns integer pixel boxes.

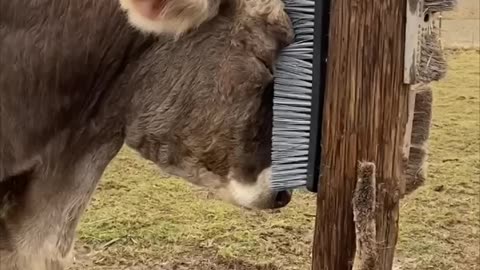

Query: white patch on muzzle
[223,167,274,209]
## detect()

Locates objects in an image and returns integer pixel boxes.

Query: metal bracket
[404,0,446,84]
[404,0,425,84]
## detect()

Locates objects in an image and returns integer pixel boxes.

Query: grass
[73,152,317,269]
[395,50,480,270]
[72,51,480,270]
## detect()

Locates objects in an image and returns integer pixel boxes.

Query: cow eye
[262,80,274,104]
[256,57,273,74]
[265,80,274,92]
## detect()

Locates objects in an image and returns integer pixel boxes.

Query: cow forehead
[236,0,294,52]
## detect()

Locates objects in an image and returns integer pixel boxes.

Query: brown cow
[0,0,293,269]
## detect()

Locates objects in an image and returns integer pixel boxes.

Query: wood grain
[311,0,410,269]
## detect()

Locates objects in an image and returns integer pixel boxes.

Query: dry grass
[395,50,480,270]
[71,51,480,270]
[72,149,317,270]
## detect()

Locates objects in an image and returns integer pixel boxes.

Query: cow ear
[119,0,221,36]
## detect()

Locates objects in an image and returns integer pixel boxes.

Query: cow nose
[274,190,292,208]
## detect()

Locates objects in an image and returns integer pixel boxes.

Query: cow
[0,0,294,269]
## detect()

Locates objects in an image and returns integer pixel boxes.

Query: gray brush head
[270,0,457,192]
[271,0,315,191]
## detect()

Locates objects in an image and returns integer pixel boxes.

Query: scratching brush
[270,0,330,192]
[403,0,457,191]
[270,0,456,193]
[416,0,457,83]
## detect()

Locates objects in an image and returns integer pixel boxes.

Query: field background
[441,0,480,48]
[72,2,480,270]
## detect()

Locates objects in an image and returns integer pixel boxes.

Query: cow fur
[0,0,293,269]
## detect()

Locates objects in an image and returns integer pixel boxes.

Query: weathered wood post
[311,0,413,269]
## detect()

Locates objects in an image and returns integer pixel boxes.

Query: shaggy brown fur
[352,162,378,270]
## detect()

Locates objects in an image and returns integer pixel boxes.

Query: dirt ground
[71,2,479,270]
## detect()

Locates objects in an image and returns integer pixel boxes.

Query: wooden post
[311,0,411,269]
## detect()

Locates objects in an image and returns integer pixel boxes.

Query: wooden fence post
[311,0,411,269]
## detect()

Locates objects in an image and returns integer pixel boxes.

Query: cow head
[123,0,294,210]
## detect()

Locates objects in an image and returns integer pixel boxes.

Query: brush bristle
[417,27,447,83]
[271,0,315,191]
[270,0,456,191]
[424,0,457,13]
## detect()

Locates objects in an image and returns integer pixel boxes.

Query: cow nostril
[274,190,292,208]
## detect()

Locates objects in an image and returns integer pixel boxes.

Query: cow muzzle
[216,167,293,210]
